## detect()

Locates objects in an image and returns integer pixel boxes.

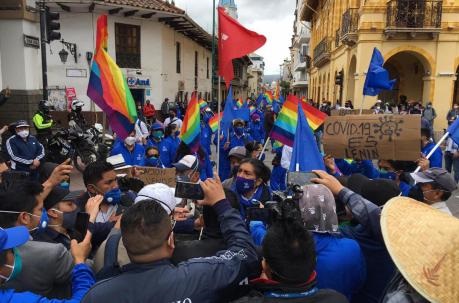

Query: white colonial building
[0,0,212,125]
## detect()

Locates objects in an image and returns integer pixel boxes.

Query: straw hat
[381,197,459,303]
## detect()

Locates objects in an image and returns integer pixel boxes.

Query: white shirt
[431,202,453,216]
[164,117,183,130]
[134,119,149,141]
[281,145,293,170]
[95,204,118,223]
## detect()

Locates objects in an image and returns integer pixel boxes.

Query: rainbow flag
[249,105,256,115]
[264,91,274,105]
[273,140,284,150]
[180,92,201,152]
[270,95,327,147]
[235,98,244,108]
[209,112,223,133]
[87,15,137,140]
[198,99,208,111]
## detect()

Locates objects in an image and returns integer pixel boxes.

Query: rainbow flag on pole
[180,92,201,152]
[198,99,208,111]
[235,98,244,108]
[264,91,274,105]
[270,95,327,147]
[209,112,223,133]
[87,15,137,140]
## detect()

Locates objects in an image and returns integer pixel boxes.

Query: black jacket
[232,279,348,303]
[82,200,259,303]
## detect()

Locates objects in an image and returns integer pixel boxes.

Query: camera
[246,196,302,225]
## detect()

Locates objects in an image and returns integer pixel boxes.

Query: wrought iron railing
[386,0,442,29]
[341,8,359,38]
[313,37,332,67]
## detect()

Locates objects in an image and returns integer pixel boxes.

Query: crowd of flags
[85,9,404,173]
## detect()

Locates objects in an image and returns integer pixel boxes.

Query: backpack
[95,232,123,281]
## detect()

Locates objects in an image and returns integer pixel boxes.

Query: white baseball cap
[173,155,199,172]
[134,183,177,215]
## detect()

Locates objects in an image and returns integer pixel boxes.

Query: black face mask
[62,209,80,230]
[408,185,424,202]
[169,114,175,119]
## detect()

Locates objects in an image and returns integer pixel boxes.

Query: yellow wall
[304,0,459,131]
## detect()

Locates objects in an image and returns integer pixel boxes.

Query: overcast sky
[174,0,296,75]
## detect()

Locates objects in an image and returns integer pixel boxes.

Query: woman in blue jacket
[160,124,181,168]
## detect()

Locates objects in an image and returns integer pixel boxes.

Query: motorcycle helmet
[39,100,51,114]
[71,99,84,111]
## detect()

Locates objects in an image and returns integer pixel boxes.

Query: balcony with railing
[335,29,340,48]
[385,0,442,38]
[340,8,359,46]
[313,37,332,68]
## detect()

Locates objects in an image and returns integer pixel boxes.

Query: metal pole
[39,1,48,100]
[359,95,366,115]
[211,0,216,102]
[216,76,222,175]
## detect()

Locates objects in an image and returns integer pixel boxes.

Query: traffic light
[46,7,61,43]
[335,70,344,86]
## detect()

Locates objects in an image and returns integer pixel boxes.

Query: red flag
[218,7,266,88]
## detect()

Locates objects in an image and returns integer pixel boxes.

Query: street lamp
[59,48,69,64]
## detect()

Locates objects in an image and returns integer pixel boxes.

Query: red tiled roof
[102,0,184,14]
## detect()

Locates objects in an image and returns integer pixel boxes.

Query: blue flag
[234,99,250,121]
[221,85,236,135]
[255,94,263,107]
[289,102,325,172]
[363,48,396,96]
[448,118,459,145]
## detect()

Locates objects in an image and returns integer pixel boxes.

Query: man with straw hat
[381,197,459,303]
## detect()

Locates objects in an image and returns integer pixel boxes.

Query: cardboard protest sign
[116,166,177,187]
[323,115,420,160]
[331,109,373,116]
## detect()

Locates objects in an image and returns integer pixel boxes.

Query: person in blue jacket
[248,113,264,144]
[200,109,213,156]
[0,225,95,303]
[145,146,164,168]
[218,119,253,180]
[250,184,366,301]
[146,123,164,149]
[270,154,287,191]
[160,124,181,168]
[110,131,145,166]
[421,127,442,168]
[6,120,45,180]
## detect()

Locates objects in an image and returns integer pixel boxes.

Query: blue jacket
[422,142,443,168]
[6,134,45,172]
[0,263,94,303]
[338,188,395,303]
[200,123,212,155]
[81,200,259,303]
[199,152,214,181]
[270,165,287,191]
[249,223,366,301]
[218,132,253,180]
[161,136,181,168]
[248,121,264,143]
[110,143,145,166]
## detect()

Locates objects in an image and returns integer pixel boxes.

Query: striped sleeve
[6,136,33,165]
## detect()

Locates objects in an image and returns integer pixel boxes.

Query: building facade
[302,0,459,130]
[248,53,265,98]
[0,0,212,125]
[291,0,310,98]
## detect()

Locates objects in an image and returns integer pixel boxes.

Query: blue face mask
[379,170,397,180]
[104,188,122,205]
[174,130,181,137]
[59,181,70,190]
[236,176,256,194]
[234,127,244,136]
[0,248,22,282]
[152,131,163,140]
[146,157,160,167]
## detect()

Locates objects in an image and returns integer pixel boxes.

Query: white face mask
[124,136,136,146]
[17,130,29,138]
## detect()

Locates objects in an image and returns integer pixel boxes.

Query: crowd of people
[0,95,458,303]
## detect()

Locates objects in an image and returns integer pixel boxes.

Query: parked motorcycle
[46,126,98,172]
[87,123,114,159]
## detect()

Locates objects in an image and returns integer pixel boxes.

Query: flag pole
[359,95,366,115]
[216,76,222,175]
[259,137,271,160]
[414,132,449,173]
